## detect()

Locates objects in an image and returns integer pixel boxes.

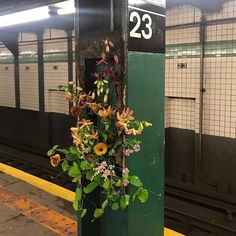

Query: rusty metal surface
[0,184,77,236]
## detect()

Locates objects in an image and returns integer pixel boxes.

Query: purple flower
[117,189,124,197]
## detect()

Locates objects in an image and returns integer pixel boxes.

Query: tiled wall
[0,29,75,114]
[19,33,39,111]
[0,43,15,108]
[166,1,236,138]
[43,29,70,115]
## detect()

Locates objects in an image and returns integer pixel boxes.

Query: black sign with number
[128,0,165,53]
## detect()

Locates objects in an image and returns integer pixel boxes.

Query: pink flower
[114,54,119,64]
[102,169,111,179]
[122,168,129,174]
[100,161,107,168]
[96,53,108,65]
[123,149,134,157]
[123,179,129,187]
[133,144,141,152]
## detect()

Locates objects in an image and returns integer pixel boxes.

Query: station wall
[165,0,236,194]
[0,29,75,114]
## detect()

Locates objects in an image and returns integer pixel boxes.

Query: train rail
[165,185,236,236]
[0,143,75,191]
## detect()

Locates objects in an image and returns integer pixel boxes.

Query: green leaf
[57,149,69,155]
[115,179,122,187]
[69,146,80,155]
[73,188,82,211]
[68,162,81,178]
[61,160,69,172]
[86,171,93,181]
[47,145,59,156]
[81,209,87,218]
[72,176,81,183]
[120,195,130,209]
[93,173,102,182]
[94,208,104,218]
[129,176,143,187]
[103,180,110,190]
[80,160,91,170]
[101,133,108,142]
[111,203,119,211]
[137,189,149,203]
[122,173,129,179]
[84,182,98,194]
[102,199,109,209]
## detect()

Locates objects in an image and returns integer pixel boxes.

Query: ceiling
[167,0,229,12]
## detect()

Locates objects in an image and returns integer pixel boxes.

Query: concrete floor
[0,172,77,236]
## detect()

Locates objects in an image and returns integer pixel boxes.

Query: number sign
[128,0,165,53]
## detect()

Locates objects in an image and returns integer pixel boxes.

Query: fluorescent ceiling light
[0,6,50,28]
[129,0,145,5]
[57,7,75,15]
[56,0,75,15]
[129,0,166,7]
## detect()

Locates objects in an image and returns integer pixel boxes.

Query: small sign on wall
[177,63,187,69]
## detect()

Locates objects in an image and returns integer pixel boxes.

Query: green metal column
[127,52,165,236]
[74,0,165,235]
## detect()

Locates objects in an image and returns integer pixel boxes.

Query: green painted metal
[101,52,165,236]
[127,51,164,236]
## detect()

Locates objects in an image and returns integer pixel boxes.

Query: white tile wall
[43,29,68,53]
[165,1,236,139]
[202,57,236,138]
[166,27,200,45]
[165,58,200,98]
[206,23,236,42]
[19,63,39,111]
[206,1,236,21]
[165,98,196,130]
[166,5,201,27]
[44,63,69,114]
[0,64,15,108]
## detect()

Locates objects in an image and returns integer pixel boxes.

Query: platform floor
[0,169,77,235]
[0,163,184,236]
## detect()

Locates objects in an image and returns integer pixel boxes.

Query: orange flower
[87,103,102,114]
[89,130,99,140]
[50,154,61,167]
[70,127,83,146]
[125,128,141,136]
[117,108,134,122]
[79,119,93,129]
[94,142,108,156]
[98,106,116,118]
[116,120,128,131]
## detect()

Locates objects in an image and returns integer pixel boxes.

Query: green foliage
[48,39,156,220]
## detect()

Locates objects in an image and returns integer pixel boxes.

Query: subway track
[165,185,236,236]
[0,143,75,191]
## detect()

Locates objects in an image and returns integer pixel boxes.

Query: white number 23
[130,11,153,40]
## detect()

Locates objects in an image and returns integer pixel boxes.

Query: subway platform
[0,163,183,236]
[0,163,77,236]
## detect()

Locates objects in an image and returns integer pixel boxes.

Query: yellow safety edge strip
[0,162,184,236]
[0,162,75,202]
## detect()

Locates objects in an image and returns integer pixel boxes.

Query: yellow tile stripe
[0,163,75,202]
[0,162,184,236]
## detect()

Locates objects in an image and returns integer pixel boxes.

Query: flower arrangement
[48,39,152,219]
